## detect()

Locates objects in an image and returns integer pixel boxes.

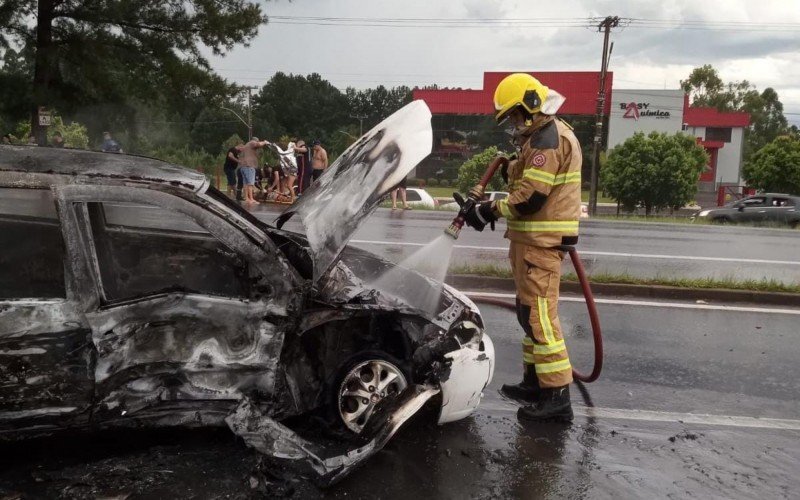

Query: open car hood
[276,100,432,281]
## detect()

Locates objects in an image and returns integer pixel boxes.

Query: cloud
[208,0,800,120]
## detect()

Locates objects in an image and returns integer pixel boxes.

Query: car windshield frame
[205,185,274,233]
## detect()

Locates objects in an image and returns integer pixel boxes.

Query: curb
[444,274,800,308]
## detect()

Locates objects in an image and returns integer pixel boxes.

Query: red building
[413,72,750,200]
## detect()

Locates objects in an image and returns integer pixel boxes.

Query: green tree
[742,136,800,195]
[745,88,789,155]
[0,0,264,144]
[681,65,725,108]
[602,132,708,215]
[252,72,350,144]
[456,147,506,194]
[0,48,32,134]
[681,65,789,161]
[345,85,413,132]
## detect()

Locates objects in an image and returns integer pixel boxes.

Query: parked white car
[403,187,439,208]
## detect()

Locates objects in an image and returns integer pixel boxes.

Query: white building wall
[607,89,685,150]
[717,127,744,185]
[685,126,744,187]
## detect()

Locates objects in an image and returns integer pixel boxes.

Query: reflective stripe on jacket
[494,117,582,248]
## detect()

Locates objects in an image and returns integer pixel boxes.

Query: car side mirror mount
[736,203,745,211]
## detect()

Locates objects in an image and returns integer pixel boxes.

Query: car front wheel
[334,354,409,434]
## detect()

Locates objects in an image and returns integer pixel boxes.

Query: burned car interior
[0,102,494,486]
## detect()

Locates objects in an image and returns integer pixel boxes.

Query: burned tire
[330,352,410,435]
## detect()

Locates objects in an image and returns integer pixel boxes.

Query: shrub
[456,147,506,193]
[427,178,439,187]
[601,132,708,215]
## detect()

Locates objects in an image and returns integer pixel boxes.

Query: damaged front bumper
[438,333,494,424]
[226,333,495,487]
[226,384,440,487]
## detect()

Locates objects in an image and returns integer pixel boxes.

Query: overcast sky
[207,0,800,125]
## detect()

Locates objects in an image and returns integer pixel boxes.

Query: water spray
[445,156,510,240]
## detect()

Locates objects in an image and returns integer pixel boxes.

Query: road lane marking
[480,402,800,431]
[465,291,800,316]
[349,239,800,266]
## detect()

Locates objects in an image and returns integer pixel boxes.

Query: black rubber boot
[499,365,541,404]
[517,385,573,423]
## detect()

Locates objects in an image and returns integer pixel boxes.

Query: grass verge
[447,264,800,294]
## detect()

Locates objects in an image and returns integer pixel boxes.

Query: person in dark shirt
[294,139,311,194]
[223,141,243,198]
[101,131,123,153]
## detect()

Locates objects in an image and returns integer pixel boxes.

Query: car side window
[86,201,250,303]
[494,193,508,200]
[0,188,66,299]
[742,197,766,207]
[771,198,790,207]
[406,190,422,202]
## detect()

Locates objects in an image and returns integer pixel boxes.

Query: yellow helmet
[493,73,550,124]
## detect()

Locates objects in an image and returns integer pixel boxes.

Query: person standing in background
[239,137,270,204]
[391,177,411,210]
[310,139,328,182]
[101,132,123,153]
[223,141,243,198]
[294,139,311,194]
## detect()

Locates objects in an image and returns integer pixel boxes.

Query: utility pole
[588,15,619,216]
[246,87,253,140]
[351,114,367,136]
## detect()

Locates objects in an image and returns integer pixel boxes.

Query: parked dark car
[692,193,800,228]
[0,102,494,485]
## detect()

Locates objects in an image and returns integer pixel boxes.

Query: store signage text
[621,102,671,120]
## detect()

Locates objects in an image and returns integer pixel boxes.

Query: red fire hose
[466,247,603,383]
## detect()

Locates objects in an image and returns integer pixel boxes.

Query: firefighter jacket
[492,116,582,248]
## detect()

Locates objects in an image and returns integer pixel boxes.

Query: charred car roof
[0,145,207,192]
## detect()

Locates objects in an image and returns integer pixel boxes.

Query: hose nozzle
[444,217,464,239]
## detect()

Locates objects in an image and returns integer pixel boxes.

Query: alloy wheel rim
[337,359,408,433]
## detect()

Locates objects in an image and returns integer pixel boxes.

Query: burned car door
[55,185,302,426]
[0,187,94,433]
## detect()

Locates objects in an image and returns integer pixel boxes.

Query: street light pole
[588,15,619,216]
[221,106,251,135]
[222,86,259,140]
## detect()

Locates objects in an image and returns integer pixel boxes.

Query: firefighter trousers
[509,242,573,388]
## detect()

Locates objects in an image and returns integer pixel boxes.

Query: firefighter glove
[454,193,497,232]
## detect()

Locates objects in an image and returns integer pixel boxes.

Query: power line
[262,15,800,32]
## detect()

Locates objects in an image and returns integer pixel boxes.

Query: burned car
[0,102,494,485]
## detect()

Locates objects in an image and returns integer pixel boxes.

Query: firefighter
[459,73,581,422]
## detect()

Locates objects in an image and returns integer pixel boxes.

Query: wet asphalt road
[2,294,798,499]
[250,204,800,284]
